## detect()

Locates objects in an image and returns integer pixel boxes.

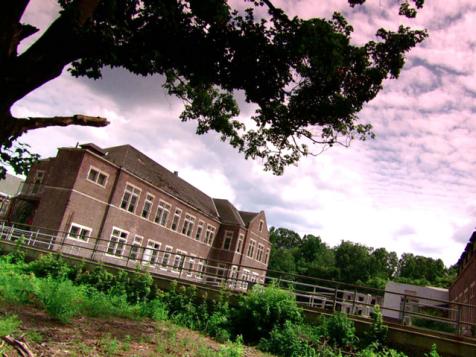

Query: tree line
[268,227,456,289]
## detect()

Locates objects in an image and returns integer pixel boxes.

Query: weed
[0,315,21,337]
[25,330,44,343]
[100,333,120,356]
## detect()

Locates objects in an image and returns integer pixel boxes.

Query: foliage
[232,284,302,343]
[364,305,388,348]
[424,344,441,357]
[321,313,357,348]
[259,321,317,357]
[1,1,427,177]
[34,277,84,323]
[0,315,21,337]
[25,253,75,279]
[218,336,245,357]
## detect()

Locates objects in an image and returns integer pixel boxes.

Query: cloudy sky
[11,0,476,266]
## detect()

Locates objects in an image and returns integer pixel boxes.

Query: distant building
[0,173,23,218]
[383,281,449,325]
[7,143,271,287]
[449,231,476,331]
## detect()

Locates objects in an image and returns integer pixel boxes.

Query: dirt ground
[0,305,271,357]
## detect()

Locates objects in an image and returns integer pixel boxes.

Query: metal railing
[0,220,475,338]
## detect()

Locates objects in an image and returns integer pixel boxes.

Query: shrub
[25,254,72,279]
[259,321,316,357]
[0,269,36,305]
[0,315,21,337]
[140,298,169,321]
[321,313,357,348]
[364,305,388,348]
[219,336,245,357]
[424,344,441,357]
[35,277,84,323]
[163,283,206,330]
[232,284,302,343]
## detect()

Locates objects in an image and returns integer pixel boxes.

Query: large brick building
[449,231,476,332]
[8,143,271,287]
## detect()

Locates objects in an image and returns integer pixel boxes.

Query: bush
[321,313,357,348]
[259,321,316,357]
[25,254,73,279]
[0,269,36,305]
[364,305,388,348]
[163,283,207,330]
[140,298,169,321]
[35,277,84,323]
[232,284,302,343]
[0,315,21,337]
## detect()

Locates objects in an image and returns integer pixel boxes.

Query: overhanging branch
[12,114,109,137]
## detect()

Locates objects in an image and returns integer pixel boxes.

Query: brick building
[8,143,271,287]
[449,231,476,331]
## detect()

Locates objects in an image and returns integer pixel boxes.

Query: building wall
[22,145,271,287]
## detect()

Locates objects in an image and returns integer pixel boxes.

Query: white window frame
[256,244,264,262]
[160,245,173,270]
[141,193,155,219]
[222,230,233,250]
[171,208,182,231]
[106,227,128,258]
[181,213,195,237]
[186,254,196,277]
[67,223,92,243]
[196,260,204,280]
[142,239,161,265]
[87,166,108,187]
[241,269,251,290]
[264,248,270,265]
[34,170,45,184]
[120,183,141,213]
[236,234,244,253]
[259,220,264,232]
[172,249,187,273]
[195,221,204,241]
[129,235,143,261]
[204,225,216,245]
[229,265,239,288]
[154,200,171,226]
[247,239,256,258]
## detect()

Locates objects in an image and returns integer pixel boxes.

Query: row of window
[117,182,217,246]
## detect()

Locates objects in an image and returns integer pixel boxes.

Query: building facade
[449,231,476,331]
[0,173,23,219]
[7,143,271,288]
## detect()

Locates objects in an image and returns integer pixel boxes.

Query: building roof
[0,173,23,197]
[239,211,259,227]
[213,199,246,227]
[456,231,476,270]
[103,145,219,219]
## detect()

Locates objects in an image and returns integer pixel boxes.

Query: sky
[10,0,476,266]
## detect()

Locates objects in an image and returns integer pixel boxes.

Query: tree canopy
[268,226,455,289]
[0,0,427,178]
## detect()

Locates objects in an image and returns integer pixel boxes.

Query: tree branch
[12,114,109,137]
[0,0,32,63]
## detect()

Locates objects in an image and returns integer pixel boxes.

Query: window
[141,194,154,219]
[236,234,244,253]
[120,184,141,213]
[241,269,251,289]
[107,228,128,257]
[142,240,161,265]
[68,223,92,242]
[195,221,204,241]
[171,208,182,231]
[172,250,186,272]
[196,260,204,279]
[129,235,143,261]
[229,266,238,288]
[32,170,45,193]
[223,231,233,250]
[264,248,270,264]
[181,214,195,236]
[161,246,173,270]
[247,240,256,258]
[87,166,108,187]
[256,244,264,262]
[204,225,216,245]
[154,201,171,226]
[259,220,264,232]
[186,256,196,277]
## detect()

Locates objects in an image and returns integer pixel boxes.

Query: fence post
[401,294,407,325]
[456,304,462,335]
[7,223,14,241]
[332,287,338,312]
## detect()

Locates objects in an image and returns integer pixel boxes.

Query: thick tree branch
[0,0,102,109]
[12,115,109,137]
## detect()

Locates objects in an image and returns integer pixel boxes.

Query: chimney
[173,171,178,176]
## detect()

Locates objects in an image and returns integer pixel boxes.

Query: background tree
[0,0,427,178]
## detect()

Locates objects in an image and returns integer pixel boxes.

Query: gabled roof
[0,173,23,197]
[103,145,219,219]
[213,199,245,227]
[239,210,259,227]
